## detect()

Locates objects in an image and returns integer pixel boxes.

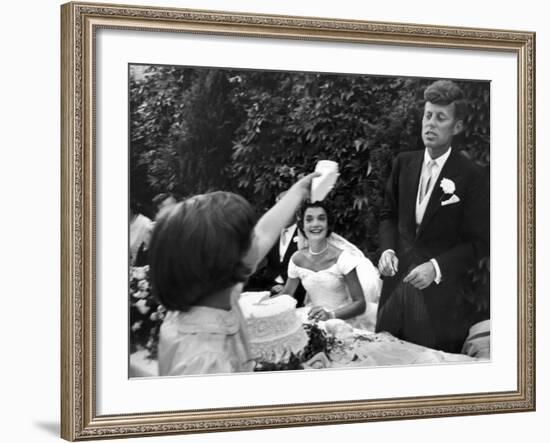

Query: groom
[376,80,489,353]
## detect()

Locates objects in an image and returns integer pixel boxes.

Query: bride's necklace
[309,242,329,256]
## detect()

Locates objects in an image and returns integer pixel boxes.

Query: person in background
[246,191,307,306]
[130,199,154,266]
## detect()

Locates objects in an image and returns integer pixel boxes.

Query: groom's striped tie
[419,160,437,203]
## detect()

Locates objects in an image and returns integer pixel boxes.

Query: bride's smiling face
[303,207,328,240]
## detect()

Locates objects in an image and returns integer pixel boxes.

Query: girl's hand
[291,171,321,199]
[245,171,320,273]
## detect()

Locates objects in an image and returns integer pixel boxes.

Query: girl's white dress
[288,249,380,331]
[158,293,253,376]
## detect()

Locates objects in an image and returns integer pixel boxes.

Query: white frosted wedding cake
[239,292,308,363]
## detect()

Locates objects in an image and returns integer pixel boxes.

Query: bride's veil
[327,233,382,304]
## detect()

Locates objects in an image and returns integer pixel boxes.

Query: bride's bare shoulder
[291,249,308,268]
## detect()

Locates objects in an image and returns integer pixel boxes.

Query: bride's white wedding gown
[288,250,381,331]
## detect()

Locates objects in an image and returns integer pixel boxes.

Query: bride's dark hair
[297,200,334,238]
[149,191,258,311]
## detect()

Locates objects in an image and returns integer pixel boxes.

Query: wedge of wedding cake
[239,292,308,363]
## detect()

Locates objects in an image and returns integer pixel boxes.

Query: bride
[282,201,380,330]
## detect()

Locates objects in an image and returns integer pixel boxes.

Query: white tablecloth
[130,310,482,377]
[296,307,481,368]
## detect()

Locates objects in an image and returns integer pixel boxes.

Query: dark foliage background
[130,64,490,321]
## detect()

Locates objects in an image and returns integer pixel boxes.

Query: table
[130,307,482,377]
[296,307,481,369]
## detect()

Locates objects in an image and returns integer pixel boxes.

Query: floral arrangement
[252,319,367,371]
[129,266,165,359]
[253,323,336,371]
[440,177,461,206]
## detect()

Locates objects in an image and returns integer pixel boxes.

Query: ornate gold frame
[61,1,536,440]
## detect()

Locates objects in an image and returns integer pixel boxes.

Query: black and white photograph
[128,64,491,378]
[54,0,538,441]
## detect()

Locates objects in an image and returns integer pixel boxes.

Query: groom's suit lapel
[416,149,462,237]
[403,152,424,238]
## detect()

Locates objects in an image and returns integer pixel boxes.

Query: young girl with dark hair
[150,173,318,376]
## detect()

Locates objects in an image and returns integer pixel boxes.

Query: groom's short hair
[149,191,258,311]
[424,80,467,121]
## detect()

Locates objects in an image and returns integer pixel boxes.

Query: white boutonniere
[440,178,456,195]
[440,178,461,206]
[293,236,299,243]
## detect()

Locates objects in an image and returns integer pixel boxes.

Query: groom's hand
[403,262,436,290]
[378,250,399,277]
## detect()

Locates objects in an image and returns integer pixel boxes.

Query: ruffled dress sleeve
[158,307,254,376]
[287,254,301,279]
[336,250,359,275]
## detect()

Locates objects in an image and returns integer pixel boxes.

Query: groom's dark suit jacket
[376,149,489,352]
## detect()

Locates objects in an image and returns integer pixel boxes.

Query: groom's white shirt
[382,147,452,285]
[415,147,452,224]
